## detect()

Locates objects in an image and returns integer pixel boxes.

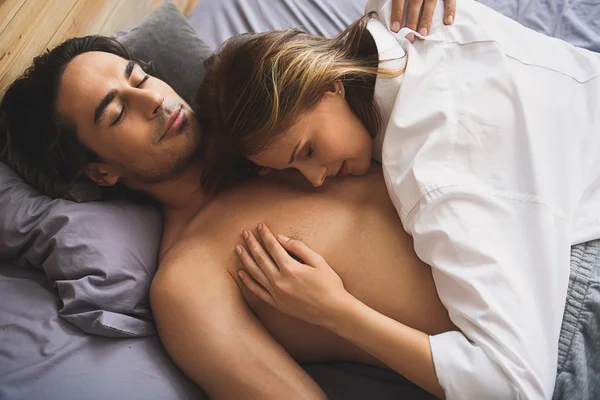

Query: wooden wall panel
[0,0,28,34]
[0,0,199,96]
[1,0,78,93]
[46,0,121,50]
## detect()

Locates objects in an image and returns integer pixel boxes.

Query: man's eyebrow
[288,142,301,164]
[93,61,137,125]
[94,89,118,125]
[124,60,136,79]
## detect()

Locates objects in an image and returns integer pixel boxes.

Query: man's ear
[84,162,120,187]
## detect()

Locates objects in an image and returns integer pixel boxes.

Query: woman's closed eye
[304,144,314,159]
[111,75,150,126]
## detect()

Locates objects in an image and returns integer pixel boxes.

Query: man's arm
[150,245,326,400]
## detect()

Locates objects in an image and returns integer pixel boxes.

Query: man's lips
[162,106,184,140]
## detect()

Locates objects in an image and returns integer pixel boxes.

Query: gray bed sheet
[0,263,203,400]
[0,263,430,400]
[478,0,600,53]
[2,0,599,399]
[190,0,600,52]
[0,262,430,399]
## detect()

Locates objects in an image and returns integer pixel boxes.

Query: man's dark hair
[0,35,145,201]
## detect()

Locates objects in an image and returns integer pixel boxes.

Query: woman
[195,0,600,398]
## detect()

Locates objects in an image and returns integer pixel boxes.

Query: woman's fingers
[404,0,424,32]
[236,243,272,290]
[256,223,296,270]
[243,222,325,275]
[277,235,324,268]
[391,0,455,41]
[242,229,280,279]
[444,0,456,25]
[417,0,437,36]
[238,270,273,305]
[390,0,406,33]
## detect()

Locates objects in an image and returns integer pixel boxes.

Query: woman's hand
[236,225,444,398]
[391,0,456,40]
[236,223,351,328]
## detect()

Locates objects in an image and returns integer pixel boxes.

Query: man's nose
[129,87,164,119]
[300,165,327,187]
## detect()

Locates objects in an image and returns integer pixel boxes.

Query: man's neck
[138,159,210,217]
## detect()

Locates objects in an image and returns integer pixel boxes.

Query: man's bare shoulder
[153,166,390,304]
[158,209,273,310]
[149,236,261,329]
[154,234,231,287]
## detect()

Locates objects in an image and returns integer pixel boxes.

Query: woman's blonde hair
[195,12,404,192]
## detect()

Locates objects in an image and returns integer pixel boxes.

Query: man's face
[56,51,200,186]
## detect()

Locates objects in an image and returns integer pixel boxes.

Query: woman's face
[248,85,373,187]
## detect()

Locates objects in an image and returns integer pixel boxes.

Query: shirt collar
[366,19,407,161]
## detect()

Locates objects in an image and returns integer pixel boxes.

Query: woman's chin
[352,159,373,176]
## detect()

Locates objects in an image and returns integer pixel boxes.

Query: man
[0,37,454,399]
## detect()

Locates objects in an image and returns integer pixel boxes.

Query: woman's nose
[300,165,327,187]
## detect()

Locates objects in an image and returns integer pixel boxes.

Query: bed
[1,1,599,399]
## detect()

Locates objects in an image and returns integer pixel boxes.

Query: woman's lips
[162,106,184,140]
[336,161,350,177]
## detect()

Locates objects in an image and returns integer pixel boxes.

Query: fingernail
[447,15,454,24]
[391,21,400,33]
[257,223,263,231]
[242,230,248,239]
[407,33,415,43]
[238,271,244,279]
[236,245,243,255]
[278,234,290,243]
[419,27,428,36]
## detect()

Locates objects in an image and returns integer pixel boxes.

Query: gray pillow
[120,0,213,106]
[0,162,161,337]
[0,0,212,337]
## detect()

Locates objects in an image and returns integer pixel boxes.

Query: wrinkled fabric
[366,0,600,398]
[554,240,600,400]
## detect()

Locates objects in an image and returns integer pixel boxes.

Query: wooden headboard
[0,0,198,97]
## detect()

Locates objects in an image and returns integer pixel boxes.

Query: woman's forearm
[325,295,446,399]
[234,225,445,397]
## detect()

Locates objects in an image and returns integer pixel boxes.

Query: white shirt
[365,0,600,399]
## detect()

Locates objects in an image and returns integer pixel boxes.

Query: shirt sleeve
[399,186,570,399]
